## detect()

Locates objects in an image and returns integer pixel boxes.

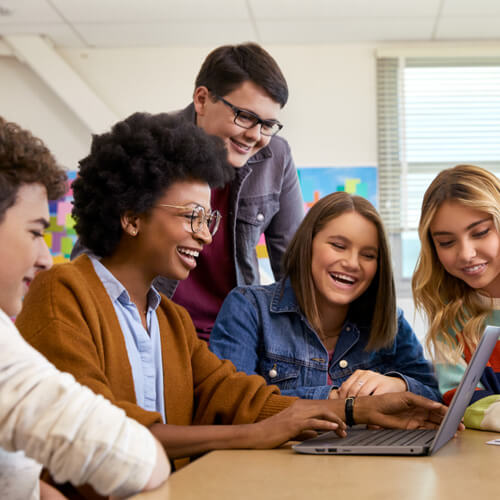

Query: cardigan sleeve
[16,265,163,428]
[170,305,296,425]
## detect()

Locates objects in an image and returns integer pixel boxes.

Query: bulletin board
[45,171,78,264]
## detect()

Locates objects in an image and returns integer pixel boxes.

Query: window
[377,55,500,295]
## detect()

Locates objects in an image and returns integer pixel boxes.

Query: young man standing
[156,43,304,341]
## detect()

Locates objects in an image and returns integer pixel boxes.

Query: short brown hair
[0,116,67,221]
[283,191,397,351]
[195,42,288,107]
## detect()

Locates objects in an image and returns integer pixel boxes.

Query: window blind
[377,56,500,233]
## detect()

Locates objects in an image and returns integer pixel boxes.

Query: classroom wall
[0,55,91,168]
[0,43,379,170]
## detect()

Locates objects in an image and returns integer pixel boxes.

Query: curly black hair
[72,112,234,257]
[0,116,67,222]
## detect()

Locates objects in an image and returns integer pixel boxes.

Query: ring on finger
[358,380,365,386]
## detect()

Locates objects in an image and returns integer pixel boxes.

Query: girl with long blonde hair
[413,164,500,431]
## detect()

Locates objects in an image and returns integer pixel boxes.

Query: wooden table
[132,430,499,500]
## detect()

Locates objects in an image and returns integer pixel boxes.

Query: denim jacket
[210,279,441,401]
[152,104,305,298]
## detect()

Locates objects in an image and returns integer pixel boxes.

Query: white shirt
[0,308,167,499]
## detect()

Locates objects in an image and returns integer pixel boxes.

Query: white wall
[0,43,379,170]
[0,55,91,169]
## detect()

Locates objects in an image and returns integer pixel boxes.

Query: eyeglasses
[156,203,221,236]
[213,94,283,137]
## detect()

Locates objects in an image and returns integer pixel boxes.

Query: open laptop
[293,325,500,456]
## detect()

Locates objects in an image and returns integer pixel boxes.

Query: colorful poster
[46,171,78,264]
[298,166,377,209]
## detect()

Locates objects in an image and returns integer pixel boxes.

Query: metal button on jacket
[256,213,265,222]
[339,359,348,369]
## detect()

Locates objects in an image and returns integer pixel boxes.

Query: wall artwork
[45,171,78,263]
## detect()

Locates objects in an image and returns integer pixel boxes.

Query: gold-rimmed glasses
[156,203,221,236]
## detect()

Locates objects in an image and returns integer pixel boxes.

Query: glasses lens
[208,211,221,236]
[260,122,282,137]
[191,207,204,233]
[234,111,258,129]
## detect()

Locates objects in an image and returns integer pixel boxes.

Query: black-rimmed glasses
[157,204,221,236]
[213,94,283,137]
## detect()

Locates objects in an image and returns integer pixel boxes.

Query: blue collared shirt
[90,256,166,422]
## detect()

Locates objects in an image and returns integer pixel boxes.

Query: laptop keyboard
[340,428,436,446]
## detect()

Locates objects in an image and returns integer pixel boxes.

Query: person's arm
[150,405,345,459]
[383,311,441,401]
[338,312,441,401]
[350,392,447,429]
[264,140,304,280]
[0,312,169,498]
[210,287,261,374]
[151,391,447,459]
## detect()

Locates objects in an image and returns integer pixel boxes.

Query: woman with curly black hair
[17,112,447,498]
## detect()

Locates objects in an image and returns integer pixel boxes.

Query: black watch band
[345,396,356,427]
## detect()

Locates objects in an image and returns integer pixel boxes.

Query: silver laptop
[293,325,500,456]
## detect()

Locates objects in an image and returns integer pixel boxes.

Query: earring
[130,229,137,236]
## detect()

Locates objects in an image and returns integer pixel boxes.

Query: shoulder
[29,255,98,293]
[395,307,413,328]
[226,283,278,306]
[158,294,191,321]
[16,255,105,337]
[249,135,292,167]
[267,135,292,155]
[394,308,418,337]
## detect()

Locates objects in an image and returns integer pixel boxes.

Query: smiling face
[430,200,500,297]
[0,183,52,317]
[134,180,212,281]
[193,80,282,168]
[311,211,379,317]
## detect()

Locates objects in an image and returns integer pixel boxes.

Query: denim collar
[270,278,303,314]
[270,278,361,355]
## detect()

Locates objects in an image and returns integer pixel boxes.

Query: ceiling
[0,0,499,48]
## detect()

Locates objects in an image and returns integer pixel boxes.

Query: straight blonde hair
[412,165,500,362]
[283,192,397,351]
